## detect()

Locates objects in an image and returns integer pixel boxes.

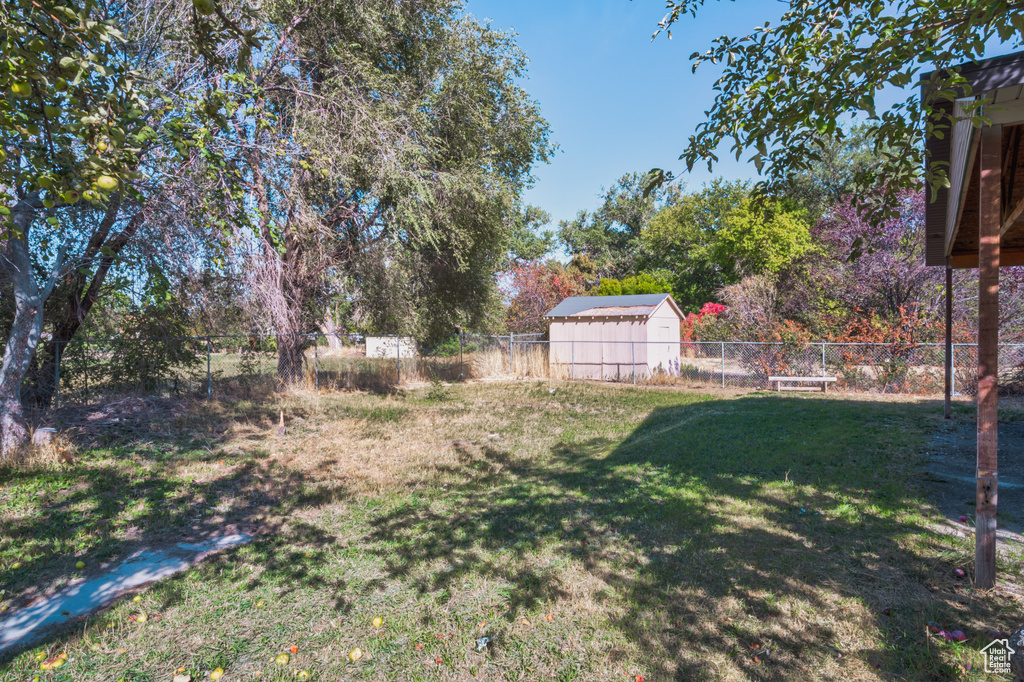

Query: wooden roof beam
[1002,192,1024,236]
[948,246,1024,268]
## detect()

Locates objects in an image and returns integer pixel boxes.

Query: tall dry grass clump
[2,430,77,469]
[510,344,549,379]
[468,347,509,379]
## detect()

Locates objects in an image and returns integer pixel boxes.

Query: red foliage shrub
[505,260,587,334]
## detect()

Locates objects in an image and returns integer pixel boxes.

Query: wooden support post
[976,123,1001,590]
[945,265,953,419]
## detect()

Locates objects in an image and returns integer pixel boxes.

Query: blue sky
[465,0,1016,231]
[463,0,784,228]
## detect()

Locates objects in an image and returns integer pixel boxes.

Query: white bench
[768,376,838,393]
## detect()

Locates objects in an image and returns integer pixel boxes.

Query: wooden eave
[923,51,1024,268]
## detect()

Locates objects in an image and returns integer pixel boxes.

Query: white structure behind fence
[366,336,418,359]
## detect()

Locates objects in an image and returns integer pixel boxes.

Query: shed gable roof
[545,294,684,320]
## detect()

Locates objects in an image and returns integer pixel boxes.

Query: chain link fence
[676,342,1024,395]
[40,334,1024,408]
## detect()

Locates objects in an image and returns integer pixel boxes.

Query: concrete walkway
[0,534,251,653]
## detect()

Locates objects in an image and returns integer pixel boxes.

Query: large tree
[776,124,887,222]
[652,0,1024,221]
[0,0,253,454]
[505,260,586,334]
[640,179,743,310]
[202,0,551,379]
[640,180,810,311]
[558,171,678,279]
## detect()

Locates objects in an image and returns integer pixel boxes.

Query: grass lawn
[1,382,1022,681]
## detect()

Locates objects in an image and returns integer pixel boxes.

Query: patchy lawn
[1,382,1022,681]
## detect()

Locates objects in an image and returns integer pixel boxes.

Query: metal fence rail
[37,334,1024,409]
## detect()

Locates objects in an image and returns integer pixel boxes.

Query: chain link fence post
[54,341,60,410]
[721,342,726,388]
[314,334,319,391]
[821,342,826,377]
[459,332,464,381]
[631,340,635,385]
[396,334,400,385]
[510,332,514,376]
[207,337,212,399]
[571,338,575,380]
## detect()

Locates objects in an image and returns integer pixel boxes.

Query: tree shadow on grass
[368,395,1019,680]
[0,412,353,664]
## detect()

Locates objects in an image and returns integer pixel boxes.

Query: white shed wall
[549,317,656,380]
[645,302,682,376]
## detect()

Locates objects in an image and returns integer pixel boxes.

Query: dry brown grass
[510,343,549,379]
[2,430,77,469]
[207,386,529,496]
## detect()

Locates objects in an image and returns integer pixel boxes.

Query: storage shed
[545,294,684,380]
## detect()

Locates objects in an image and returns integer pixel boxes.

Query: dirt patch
[47,396,191,447]
[924,419,1024,533]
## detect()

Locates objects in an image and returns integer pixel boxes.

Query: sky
[462,0,785,227]
[464,0,1018,231]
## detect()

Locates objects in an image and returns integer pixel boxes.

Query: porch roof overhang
[924,51,1024,268]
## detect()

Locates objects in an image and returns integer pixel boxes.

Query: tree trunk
[275,333,305,385]
[319,310,345,350]
[0,193,64,458]
[23,207,142,409]
[0,298,44,454]
[239,122,312,386]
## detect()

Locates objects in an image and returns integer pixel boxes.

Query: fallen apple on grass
[275,654,289,666]
[372,617,383,628]
[75,561,85,570]
[209,668,224,680]
[348,648,363,662]
[40,653,68,670]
